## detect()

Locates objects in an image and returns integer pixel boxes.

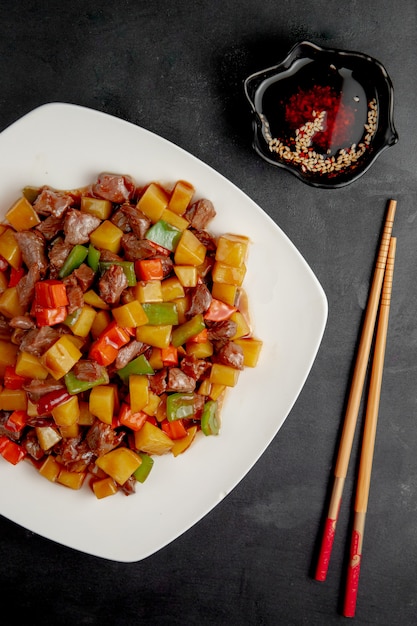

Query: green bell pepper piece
[99,261,137,286]
[59,245,89,278]
[133,453,154,483]
[171,314,206,347]
[201,400,220,436]
[166,392,196,421]
[141,302,178,325]
[64,369,109,395]
[145,219,182,252]
[117,354,154,382]
[87,244,101,272]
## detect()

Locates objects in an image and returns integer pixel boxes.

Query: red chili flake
[284,85,355,150]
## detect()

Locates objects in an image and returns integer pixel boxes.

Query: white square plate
[0,103,327,561]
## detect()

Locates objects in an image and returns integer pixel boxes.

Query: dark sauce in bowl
[245,42,398,188]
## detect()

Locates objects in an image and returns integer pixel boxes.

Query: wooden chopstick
[343,236,396,617]
[315,199,397,582]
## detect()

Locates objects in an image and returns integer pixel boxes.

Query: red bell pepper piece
[35,279,69,308]
[186,328,208,344]
[36,388,72,416]
[161,418,188,440]
[161,345,178,367]
[135,258,164,281]
[4,365,26,390]
[89,321,131,366]
[8,267,25,287]
[5,410,29,433]
[118,403,148,432]
[204,298,237,321]
[0,437,27,465]
[34,305,68,327]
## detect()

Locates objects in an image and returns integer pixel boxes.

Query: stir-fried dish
[0,173,262,498]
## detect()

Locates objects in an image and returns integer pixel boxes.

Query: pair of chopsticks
[314,199,397,617]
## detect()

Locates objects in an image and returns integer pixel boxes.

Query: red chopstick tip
[343,556,362,617]
[315,517,337,581]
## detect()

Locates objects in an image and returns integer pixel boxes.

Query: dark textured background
[0,2,416,624]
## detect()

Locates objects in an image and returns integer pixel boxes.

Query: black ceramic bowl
[244,41,398,189]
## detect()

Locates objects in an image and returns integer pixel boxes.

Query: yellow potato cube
[90,310,111,338]
[161,276,184,301]
[0,388,27,410]
[134,421,173,455]
[171,425,198,457]
[197,378,211,396]
[112,300,148,328]
[215,234,249,267]
[57,468,86,490]
[77,400,95,426]
[89,220,124,253]
[173,296,189,324]
[137,183,169,222]
[136,324,172,349]
[70,305,97,337]
[142,391,162,417]
[81,196,112,220]
[160,208,189,230]
[209,363,240,387]
[148,347,164,370]
[129,375,149,413]
[15,351,49,380]
[59,423,80,439]
[0,287,26,318]
[174,265,198,287]
[230,311,251,339]
[167,180,194,215]
[174,228,206,266]
[39,455,61,482]
[209,383,226,401]
[0,340,18,377]
[212,261,246,287]
[41,335,82,380]
[0,271,8,293]
[134,280,163,303]
[83,290,110,310]
[186,341,213,359]
[36,425,62,451]
[52,395,80,427]
[211,282,238,306]
[89,385,116,425]
[5,196,41,231]
[234,338,263,367]
[95,448,141,485]
[92,476,118,499]
[0,228,22,269]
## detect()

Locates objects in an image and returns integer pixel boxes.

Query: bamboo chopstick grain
[344,237,396,618]
[315,200,397,582]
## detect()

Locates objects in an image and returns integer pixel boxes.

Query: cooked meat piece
[35,214,64,240]
[148,368,167,395]
[23,377,66,401]
[63,275,84,314]
[121,233,156,261]
[98,264,128,304]
[158,255,174,278]
[59,437,94,471]
[110,207,132,232]
[8,315,36,330]
[14,230,48,276]
[119,475,136,495]
[115,340,146,370]
[167,367,196,392]
[215,341,244,370]
[33,186,74,218]
[19,326,60,356]
[21,429,45,460]
[180,354,210,380]
[185,283,212,318]
[91,173,135,203]
[97,249,123,262]
[184,198,216,230]
[120,203,151,239]
[16,264,41,308]
[0,411,20,441]
[206,319,237,343]
[73,359,105,382]
[86,420,125,457]
[191,228,217,251]
[193,393,205,419]
[64,209,101,245]
[49,238,72,272]
[73,263,95,291]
